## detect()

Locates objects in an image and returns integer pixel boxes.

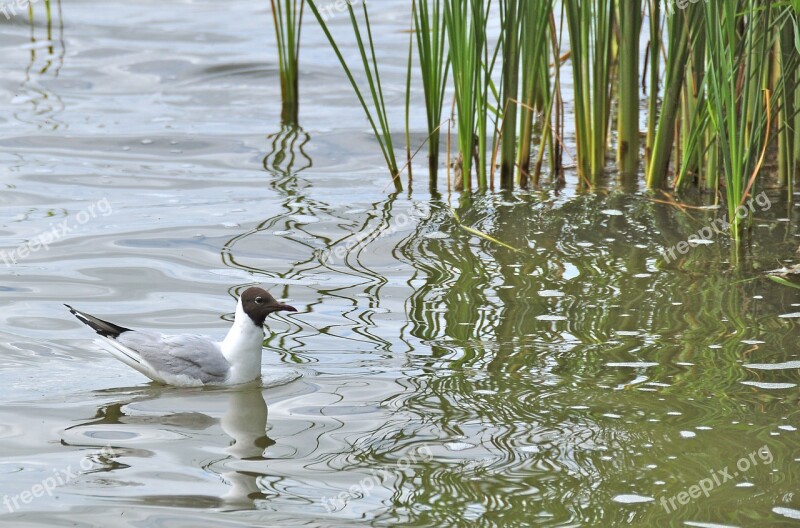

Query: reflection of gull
[62,386,275,510]
[217,387,274,508]
[222,386,271,459]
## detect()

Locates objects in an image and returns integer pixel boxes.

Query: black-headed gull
[66,287,297,387]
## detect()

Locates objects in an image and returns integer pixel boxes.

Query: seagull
[66,287,297,387]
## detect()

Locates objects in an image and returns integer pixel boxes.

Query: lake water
[0,1,799,526]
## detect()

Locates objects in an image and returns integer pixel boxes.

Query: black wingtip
[66,304,132,339]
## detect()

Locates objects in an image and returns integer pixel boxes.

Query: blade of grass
[450,207,521,252]
[270,0,304,125]
[413,0,450,191]
[769,276,800,289]
[617,0,642,178]
[307,0,402,191]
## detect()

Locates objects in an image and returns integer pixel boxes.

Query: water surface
[0,1,798,526]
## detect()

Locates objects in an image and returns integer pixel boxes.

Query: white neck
[221,297,265,384]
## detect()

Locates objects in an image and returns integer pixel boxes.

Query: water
[1,1,799,526]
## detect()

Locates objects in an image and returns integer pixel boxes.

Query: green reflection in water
[381,192,799,525]
[217,164,798,525]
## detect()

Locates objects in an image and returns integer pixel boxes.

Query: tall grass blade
[443,0,490,191]
[307,0,402,190]
[564,0,614,186]
[617,0,642,177]
[413,0,450,190]
[270,0,304,125]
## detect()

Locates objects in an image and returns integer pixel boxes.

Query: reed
[495,1,553,189]
[498,0,522,189]
[654,0,789,243]
[645,2,702,188]
[443,0,491,191]
[270,0,304,125]
[617,0,642,177]
[702,0,773,240]
[776,3,800,197]
[295,0,800,235]
[307,0,403,191]
[412,0,450,187]
[563,0,614,186]
[674,21,708,191]
[644,0,660,168]
[516,1,553,187]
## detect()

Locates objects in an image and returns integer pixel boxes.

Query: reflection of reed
[222,126,414,355]
[263,125,312,176]
[321,194,401,353]
[223,128,317,266]
[398,197,504,348]
[220,126,319,356]
[15,0,66,129]
[383,191,780,524]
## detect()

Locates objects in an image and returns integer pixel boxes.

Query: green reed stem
[413,0,450,187]
[307,0,402,190]
[645,3,700,188]
[271,0,304,125]
[644,0,659,167]
[498,0,521,189]
[444,0,490,191]
[517,1,552,187]
[564,0,613,186]
[617,0,641,178]
[777,4,800,198]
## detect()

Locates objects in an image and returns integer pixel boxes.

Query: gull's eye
[255,297,263,304]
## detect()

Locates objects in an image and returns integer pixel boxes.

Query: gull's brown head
[240,287,297,327]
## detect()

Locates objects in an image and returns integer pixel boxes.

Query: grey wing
[116,332,231,383]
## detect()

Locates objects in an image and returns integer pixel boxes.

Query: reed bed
[293,0,800,236]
